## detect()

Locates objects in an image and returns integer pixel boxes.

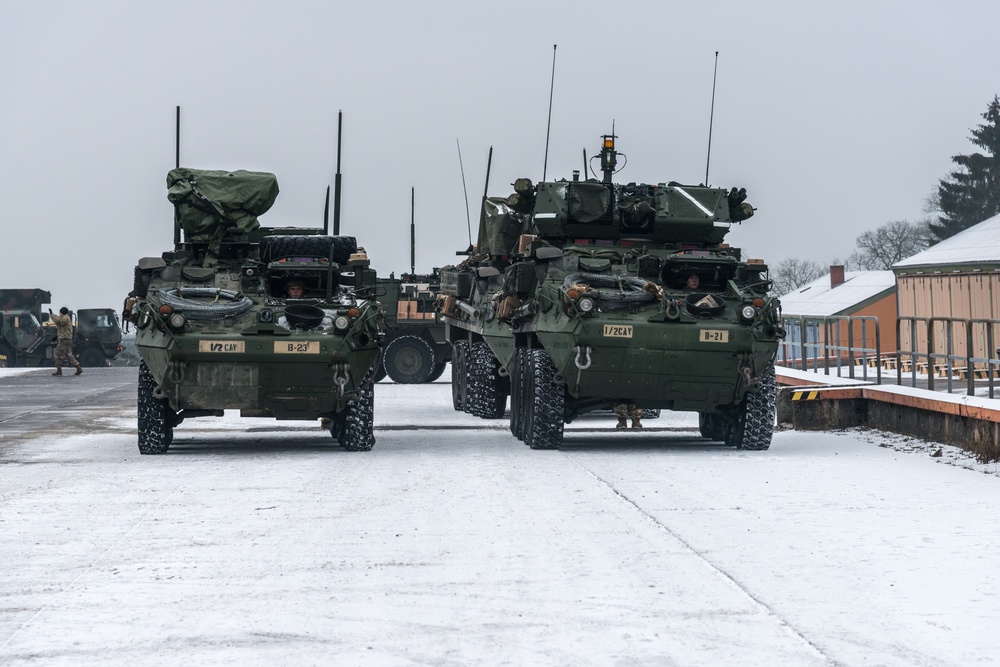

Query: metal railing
[778,314,881,383]
[896,316,1000,397]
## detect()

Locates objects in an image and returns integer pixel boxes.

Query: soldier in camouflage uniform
[49,307,82,376]
[613,402,642,429]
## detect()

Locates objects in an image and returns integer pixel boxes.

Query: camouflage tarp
[567,182,610,223]
[167,168,279,263]
[477,198,523,257]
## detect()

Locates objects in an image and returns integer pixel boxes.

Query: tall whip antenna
[333,110,343,235]
[457,139,472,246]
[542,44,557,181]
[704,51,719,186]
[410,187,416,275]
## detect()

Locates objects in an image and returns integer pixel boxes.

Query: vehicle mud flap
[451,341,468,411]
[525,349,564,449]
[509,348,526,440]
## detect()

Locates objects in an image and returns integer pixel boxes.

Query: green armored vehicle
[126,167,383,454]
[376,269,450,383]
[0,289,56,367]
[440,134,783,449]
[73,309,124,367]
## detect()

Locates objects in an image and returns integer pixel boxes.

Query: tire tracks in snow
[562,452,841,667]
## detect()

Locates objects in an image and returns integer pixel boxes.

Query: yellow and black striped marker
[791,390,820,401]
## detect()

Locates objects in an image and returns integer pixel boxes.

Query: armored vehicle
[73,308,124,367]
[0,289,56,367]
[439,134,783,449]
[376,270,450,383]
[126,167,383,454]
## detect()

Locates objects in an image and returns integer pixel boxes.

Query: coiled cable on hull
[158,287,254,320]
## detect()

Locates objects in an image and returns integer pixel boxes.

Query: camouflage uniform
[613,402,643,428]
[50,313,81,375]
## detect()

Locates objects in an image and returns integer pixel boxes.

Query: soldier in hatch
[48,307,82,376]
[285,280,305,299]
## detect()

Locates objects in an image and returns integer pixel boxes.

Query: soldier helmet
[59,307,69,315]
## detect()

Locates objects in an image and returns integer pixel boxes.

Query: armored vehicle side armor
[439,134,783,449]
[125,168,383,454]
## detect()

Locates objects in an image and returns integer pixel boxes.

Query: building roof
[779,270,896,317]
[895,212,1000,269]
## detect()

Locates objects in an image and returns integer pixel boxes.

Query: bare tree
[848,219,930,270]
[771,258,824,296]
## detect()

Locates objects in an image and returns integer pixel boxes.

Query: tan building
[778,267,897,366]
[894,212,1000,368]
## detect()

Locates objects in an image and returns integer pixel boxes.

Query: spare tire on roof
[260,235,357,264]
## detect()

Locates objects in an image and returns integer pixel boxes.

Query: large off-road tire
[641,409,660,419]
[524,349,564,450]
[425,360,447,383]
[137,361,173,455]
[79,348,106,368]
[260,235,357,264]
[468,341,507,419]
[384,335,436,384]
[725,364,776,451]
[451,341,468,411]
[509,348,526,440]
[337,369,376,451]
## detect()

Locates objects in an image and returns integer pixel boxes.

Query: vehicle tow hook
[742,366,759,388]
[665,299,681,320]
[573,345,592,387]
[332,363,351,398]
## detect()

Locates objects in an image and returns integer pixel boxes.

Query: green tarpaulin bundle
[167,167,279,244]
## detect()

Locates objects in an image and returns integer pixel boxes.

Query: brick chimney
[830,264,845,288]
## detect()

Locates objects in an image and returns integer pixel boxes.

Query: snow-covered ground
[1,379,999,665]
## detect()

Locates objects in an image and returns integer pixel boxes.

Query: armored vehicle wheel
[698,412,726,441]
[509,348,525,440]
[137,361,173,455]
[725,365,776,451]
[468,341,507,419]
[426,360,447,383]
[79,348,106,368]
[451,341,468,411]
[337,370,376,451]
[384,335,435,384]
[525,349,564,450]
[641,409,660,419]
[259,234,357,264]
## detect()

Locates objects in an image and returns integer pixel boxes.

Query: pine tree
[929,95,1000,243]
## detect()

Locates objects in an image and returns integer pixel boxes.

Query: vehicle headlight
[741,305,757,320]
[259,309,274,323]
[334,315,350,330]
[578,297,595,313]
[168,312,186,330]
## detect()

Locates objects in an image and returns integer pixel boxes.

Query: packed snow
[1,374,998,665]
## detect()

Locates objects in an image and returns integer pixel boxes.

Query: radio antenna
[333,110,343,235]
[704,51,719,186]
[173,105,181,246]
[542,44,557,181]
[410,187,416,275]
[457,139,472,246]
[477,146,493,251]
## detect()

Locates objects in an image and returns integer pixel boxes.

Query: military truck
[375,270,450,383]
[71,309,124,367]
[126,167,383,454]
[0,289,56,367]
[439,133,783,450]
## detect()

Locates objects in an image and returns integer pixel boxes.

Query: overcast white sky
[1,1,997,312]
